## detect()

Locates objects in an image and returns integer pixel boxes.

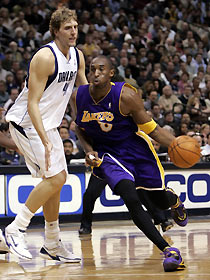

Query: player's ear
[110,69,115,78]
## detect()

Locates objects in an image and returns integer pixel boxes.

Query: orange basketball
[168,135,201,168]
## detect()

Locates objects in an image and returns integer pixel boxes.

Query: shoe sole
[0,230,10,254]
[39,252,81,263]
[78,231,92,235]
[163,260,186,272]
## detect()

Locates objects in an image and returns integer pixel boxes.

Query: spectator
[144,90,158,111]
[192,133,203,149]
[176,122,189,136]
[8,41,22,62]
[186,95,207,123]
[151,103,163,124]
[158,110,180,130]
[5,73,16,94]
[82,33,100,57]
[63,138,85,164]
[1,49,13,71]
[0,17,11,49]
[3,87,19,113]
[200,123,210,145]
[0,60,10,82]
[117,57,128,78]
[185,54,196,79]
[177,72,190,95]
[180,113,193,129]
[124,67,139,89]
[0,80,9,107]
[179,84,192,110]
[158,85,182,113]
[136,66,148,87]
[128,55,139,80]
[201,132,210,156]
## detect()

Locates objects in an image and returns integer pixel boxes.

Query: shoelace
[163,249,179,260]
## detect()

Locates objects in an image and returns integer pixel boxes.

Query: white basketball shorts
[9,122,67,178]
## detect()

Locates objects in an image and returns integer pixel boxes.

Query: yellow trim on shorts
[136,130,165,190]
[138,119,157,135]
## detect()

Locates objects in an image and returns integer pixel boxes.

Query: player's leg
[115,180,185,272]
[2,124,73,260]
[137,189,173,232]
[4,171,66,260]
[39,190,81,262]
[146,189,188,227]
[79,174,107,234]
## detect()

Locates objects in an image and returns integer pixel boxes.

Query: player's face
[56,19,78,47]
[89,58,113,88]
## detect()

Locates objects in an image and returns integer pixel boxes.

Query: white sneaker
[0,229,9,254]
[40,241,81,263]
[4,227,32,260]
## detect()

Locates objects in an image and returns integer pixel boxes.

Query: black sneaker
[167,188,188,227]
[78,227,92,235]
[161,221,174,232]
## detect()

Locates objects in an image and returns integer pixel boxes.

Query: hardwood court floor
[1,218,210,280]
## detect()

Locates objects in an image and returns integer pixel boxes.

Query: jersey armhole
[74,47,80,70]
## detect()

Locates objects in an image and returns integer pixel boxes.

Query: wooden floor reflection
[1,218,210,280]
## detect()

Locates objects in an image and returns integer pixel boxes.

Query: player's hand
[45,141,53,171]
[85,151,101,167]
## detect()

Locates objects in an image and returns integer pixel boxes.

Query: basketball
[168,135,201,168]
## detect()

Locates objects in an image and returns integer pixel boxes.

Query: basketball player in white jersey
[0,8,87,261]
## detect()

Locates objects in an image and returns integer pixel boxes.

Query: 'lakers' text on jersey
[6,41,79,130]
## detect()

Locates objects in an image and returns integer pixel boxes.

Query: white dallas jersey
[6,41,79,130]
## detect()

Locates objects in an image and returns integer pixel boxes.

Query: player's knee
[115,179,139,208]
[51,170,67,189]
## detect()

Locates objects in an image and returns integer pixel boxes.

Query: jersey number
[98,121,113,132]
[63,83,69,95]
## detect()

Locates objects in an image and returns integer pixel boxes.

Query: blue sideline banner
[0,175,5,216]
[6,173,85,216]
[3,169,210,217]
[92,169,210,213]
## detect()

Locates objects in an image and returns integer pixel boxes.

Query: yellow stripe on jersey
[136,130,165,190]
[138,119,157,135]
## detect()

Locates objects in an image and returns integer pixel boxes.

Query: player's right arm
[120,85,175,147]
[70,90,100,166]
[27,48,55,170]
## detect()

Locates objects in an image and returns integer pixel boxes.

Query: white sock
[44,220,60,249]
[6,205,34,232]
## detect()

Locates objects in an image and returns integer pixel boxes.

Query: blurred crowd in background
[0,0,210,165]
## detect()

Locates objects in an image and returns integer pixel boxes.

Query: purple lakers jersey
[75,82,165,190]
[76,82,137,142]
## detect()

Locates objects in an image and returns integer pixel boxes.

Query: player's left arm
[120,85,175,147]
[75,49,88,86]
[70,89,99,166]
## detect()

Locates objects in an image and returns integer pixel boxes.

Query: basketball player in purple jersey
[70,55,187,272]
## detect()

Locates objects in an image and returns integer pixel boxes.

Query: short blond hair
[49,8,77,39]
